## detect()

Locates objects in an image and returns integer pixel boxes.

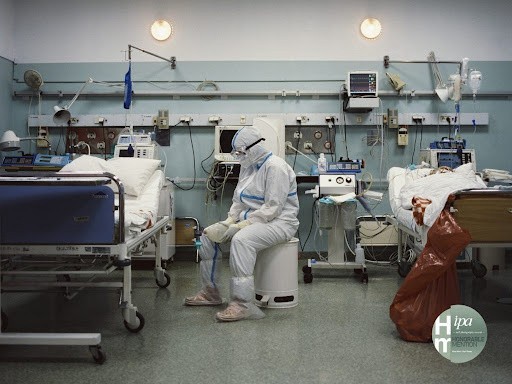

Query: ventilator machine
[303,160,368,284]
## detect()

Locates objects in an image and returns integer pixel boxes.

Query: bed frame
[0,172,170,363]
[387,188,512,279]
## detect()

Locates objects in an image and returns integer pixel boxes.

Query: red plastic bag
[389,208,471,342]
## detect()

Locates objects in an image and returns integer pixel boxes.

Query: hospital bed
[0,162,171,363]
[386,164,512,278]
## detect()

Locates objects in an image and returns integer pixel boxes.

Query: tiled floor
[0,259,511,384]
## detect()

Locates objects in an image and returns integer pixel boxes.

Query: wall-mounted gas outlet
[398,126,408,146]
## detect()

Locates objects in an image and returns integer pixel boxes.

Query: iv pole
[125,45,176,140]
[128,44,177,69]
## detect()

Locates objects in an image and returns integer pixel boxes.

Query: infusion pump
[114,133,158,159]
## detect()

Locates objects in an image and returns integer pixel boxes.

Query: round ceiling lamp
[360,18,382,39]
[151,20,173,41]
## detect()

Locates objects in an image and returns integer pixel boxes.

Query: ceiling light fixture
[360,18,382,39]
[151,20,173,41]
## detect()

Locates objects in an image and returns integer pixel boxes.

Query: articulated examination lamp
[52,78,94,125]
[0,130,51,152]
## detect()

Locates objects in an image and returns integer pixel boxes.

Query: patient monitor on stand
[303,171,368,284]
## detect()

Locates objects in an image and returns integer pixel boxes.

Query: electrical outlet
[440,115,452,123]
[303,142,313,150]
[158,109,169,129]
[293,131,303,139]
[412,114,424,122]
[37,127,49,148]
[388,109,399,128]
[180,116,192,123]
[97,142,105,150]
[87,132,96,139]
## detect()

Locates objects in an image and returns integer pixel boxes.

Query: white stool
[254,238,299,308]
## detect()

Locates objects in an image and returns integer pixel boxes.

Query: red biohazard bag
[389,208,471,342]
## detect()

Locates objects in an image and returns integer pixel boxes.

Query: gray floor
[0,257,511,384]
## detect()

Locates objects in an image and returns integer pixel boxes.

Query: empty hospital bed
[0,160,171,363]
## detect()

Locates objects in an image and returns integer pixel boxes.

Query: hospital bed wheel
[89,345,106,364]
[1,311,7,332]
[361,273,369,284]
[398,261,412,278]
[472,262,487,278]
[156,272,171,288]
[124,311,145,333]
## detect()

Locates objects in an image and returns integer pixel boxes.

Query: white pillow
[59,155,108,173]
[106,157,161,197]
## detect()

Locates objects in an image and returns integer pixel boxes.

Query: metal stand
[303,202,368,284]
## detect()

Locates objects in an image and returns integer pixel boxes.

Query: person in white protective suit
[184,125,299,322]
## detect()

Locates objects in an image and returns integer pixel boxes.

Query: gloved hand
[219,220,251,243]
[203,217,236,243]
[219,216,236,226]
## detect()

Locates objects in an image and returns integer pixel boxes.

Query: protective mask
[238,154,251,167]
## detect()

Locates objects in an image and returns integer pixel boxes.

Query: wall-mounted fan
[23,69,44,91]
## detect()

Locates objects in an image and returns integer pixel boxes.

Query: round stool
[254,237,299,308]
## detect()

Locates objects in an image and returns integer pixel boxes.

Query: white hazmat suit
[185,125,299,321]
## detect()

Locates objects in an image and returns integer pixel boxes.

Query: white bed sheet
[122,169,164,236]
[387,163,486,239]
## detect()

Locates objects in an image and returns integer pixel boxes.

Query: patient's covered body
[397,163,486,227]
[387,162,485,230]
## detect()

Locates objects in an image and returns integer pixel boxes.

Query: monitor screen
[219,129,237,154]
[214,126,242,162]
[347,71,378,96]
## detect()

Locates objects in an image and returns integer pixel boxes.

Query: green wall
[7,60,512,251]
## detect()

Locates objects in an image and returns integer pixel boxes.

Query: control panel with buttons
[318,174,357,195]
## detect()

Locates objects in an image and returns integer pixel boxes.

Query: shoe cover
[226,276,265,320]
[184,286,223,306]
[215,300,265,322]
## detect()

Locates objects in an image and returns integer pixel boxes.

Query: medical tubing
[171,122,197,191]
[286,142,317,164]
[301,196,320,252]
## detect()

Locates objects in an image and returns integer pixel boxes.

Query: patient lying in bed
[59,155,164,237]
[387,162,486,232]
